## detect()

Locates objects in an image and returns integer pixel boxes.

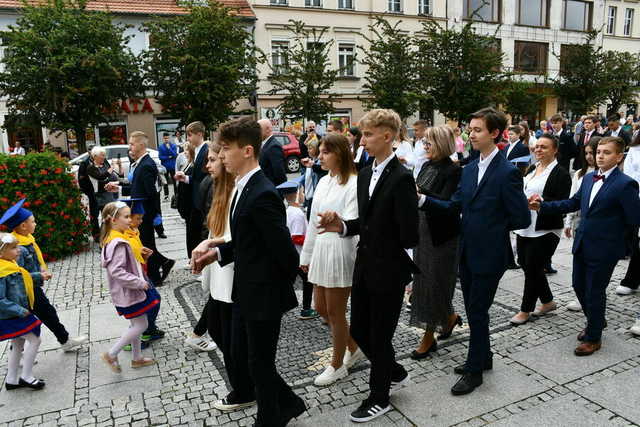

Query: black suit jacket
[344,156,419,292]
[501,140,530,161]
[218,170,299,320]
[259,136,287,186]
[573,130,602,171]
[604,128,631,148]
[524,163,571,230]
[130,154,160,224]
[190,144,209,211]
[556,130,577,171]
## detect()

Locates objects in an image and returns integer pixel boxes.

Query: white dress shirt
[515,160,561,238]
[477,147,500,184]
[610,127,621,138]
[506,141,518,158]
[231,166,261,217]
[410,139,428,180]
[589,166,616,207]
[369,152,396,197]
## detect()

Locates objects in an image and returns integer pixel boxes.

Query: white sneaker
[185,336,217,352]
[390,372,411,394]
[616,285,637,295]
[630,320,640,336]
[567,300,582,311]
[343,348,366,369]
[314,365,348,386]
[195,275,203,282]
[61,335,88,352]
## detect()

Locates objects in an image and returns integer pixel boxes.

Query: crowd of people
[2,106,640,426]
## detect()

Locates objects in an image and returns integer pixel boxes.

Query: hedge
[0,152,90,261]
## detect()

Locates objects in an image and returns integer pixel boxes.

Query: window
[418,0,430,15]
[625,8,634,36]
[388,0,401,13]
[305,0,321,7]
[271,40,289,74]
[562,0,592,31]
[338,44,355,77]
[338,0,353,9]
[270,0,288,4]
[514,41,548,74]
[463,0,500,22]
[607,6,617,35]
[516,0,548,27]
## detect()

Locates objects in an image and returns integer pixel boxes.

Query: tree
[268,20,338,123]
[0,0,142,153]
[359,17,421,120]
[142,0,259,131]
[502,80,546,122]
[415,20,506,124]
[552,31,608,116]
[600,50,640,115]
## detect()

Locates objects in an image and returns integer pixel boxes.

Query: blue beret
[0,199,33,230]
[276,181,299,196]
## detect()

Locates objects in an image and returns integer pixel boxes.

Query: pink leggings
[108,315,148,360]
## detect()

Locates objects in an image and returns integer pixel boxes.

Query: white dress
[300,174,359,287]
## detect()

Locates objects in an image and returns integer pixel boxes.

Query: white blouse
[515,160,562,238]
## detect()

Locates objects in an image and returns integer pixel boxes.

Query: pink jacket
[101,238,147,307]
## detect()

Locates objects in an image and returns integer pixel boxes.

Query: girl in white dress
[300,134,364,386]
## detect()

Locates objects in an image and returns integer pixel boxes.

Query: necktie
[584,132,590,145]
[592,174,605,182]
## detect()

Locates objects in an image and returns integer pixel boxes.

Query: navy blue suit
[501,141,529,161]
[185,144,209,257]
[426,150,530,373]
[259,136,287,186]
[540,167,640,341]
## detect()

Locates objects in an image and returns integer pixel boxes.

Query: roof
[0,0,254,18]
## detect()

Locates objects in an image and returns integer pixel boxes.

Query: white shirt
[9,146,25,156]
[610,127,621,137]
[286,205,307,254]
[624,146,640,195]
[232,166,261,217]
[515,160,561,238]
[506,141,518,158]
[589,167,616,207]
[411,138,428,180]
[369,152,396,197]
[477,147,500,184]
[393,141,414,171]
[261,136,271,147]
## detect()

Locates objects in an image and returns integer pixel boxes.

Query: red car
[272,132,302,173]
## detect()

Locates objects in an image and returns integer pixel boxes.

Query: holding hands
[528,194,542,211]
[317,211,343,234]
[174,171,187,183]
[191,238,225,274]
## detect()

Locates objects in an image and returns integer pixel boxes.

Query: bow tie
[592,174,605,182]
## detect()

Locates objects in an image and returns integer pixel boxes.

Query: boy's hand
[42,271,52,281]
[141,247,153,260]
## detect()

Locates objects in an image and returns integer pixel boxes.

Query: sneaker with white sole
[616,285,637,295]
[390,371,410,394]
[314,365,348,386]
[61,335,88,352]
[343,348,366,369]
[350,400,391,423]
[630,320,640,336]
[212,395,256,412]
[185,335,217,352]
[567,300,582,311]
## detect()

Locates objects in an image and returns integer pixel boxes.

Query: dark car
[272,132,302,173]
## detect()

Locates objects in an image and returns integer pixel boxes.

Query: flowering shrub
[0,152,90,261]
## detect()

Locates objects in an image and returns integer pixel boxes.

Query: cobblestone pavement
[1,199,640,426]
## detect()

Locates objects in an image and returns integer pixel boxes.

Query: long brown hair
[518,121,531,146]
[319,134,357,185]
[207,142,236,238]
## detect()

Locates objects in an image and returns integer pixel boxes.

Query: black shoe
[451,372,483,396]
[281,396,306,425]
[438,315,463,340]
[454,356,493,375]
[160,259,175,281]
[157,233,168,239]
[349,399,391,423]
[19,378,45,390]
[143,328,165,341]
[544,266,558,275]
[410,340,438,360]
[506,263,520,270]
[5,382,22,390]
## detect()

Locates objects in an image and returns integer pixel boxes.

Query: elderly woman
[87,146,119,213]
[410,126,463,359]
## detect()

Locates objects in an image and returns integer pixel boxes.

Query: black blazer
[604,128,631,148]
[259,136,287,186]
[130,154,161,224]
[417,158,461,246]
[218,170,299,320]
[573,131,602,171]
[189,144,209,211]
[556,130,577,172]
[344,156,419,293]
[501,140,530,161]
[524,163,571,231]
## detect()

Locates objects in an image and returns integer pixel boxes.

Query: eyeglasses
[422,141,432,147]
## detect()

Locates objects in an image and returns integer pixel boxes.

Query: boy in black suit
[319,109,419,422]
[192,118,305,426]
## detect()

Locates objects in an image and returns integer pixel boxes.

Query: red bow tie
[592,174,605,182]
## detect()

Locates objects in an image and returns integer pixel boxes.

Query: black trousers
[572,251,618,342]
[459,257,503,373]
[297,268,313,310]
[232,306,298,426]
[32,286,68,345]
[139,221,169,284]
[84,190,100,238]
[350,282,406,406]
[516,233,560,313]
[186,209,205,259]
[163,168,176,197]
[621,231,640,290]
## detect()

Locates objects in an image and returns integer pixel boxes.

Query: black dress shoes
[19,378,45,390]
[410,340,438,360]
[281,396,306,425]
[451,372,483,396]
[454,356,493,375]
[161,259,175,282]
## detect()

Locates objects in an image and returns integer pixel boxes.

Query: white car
[69,145,163,181]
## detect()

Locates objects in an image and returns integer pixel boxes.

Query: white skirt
[308,233,357,288]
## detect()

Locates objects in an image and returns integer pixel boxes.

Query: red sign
[120,98,154,114]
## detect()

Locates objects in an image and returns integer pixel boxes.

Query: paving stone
[89,304,130,342]
[580,366,640,424]
[39,308,81,352]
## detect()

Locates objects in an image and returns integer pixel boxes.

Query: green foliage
[502,80,546,121]
[0,153,90,261]
[552,32,607,115]
[359,17,421,120]
[415,20,506,124]
[0,0,142,153]
[268,20,337,122]
[600,50,640,115]
[142,0,259,130]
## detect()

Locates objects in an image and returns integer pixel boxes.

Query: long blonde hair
[99,202,128,247]
[207,142,236,237]
[425,125,455,161]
